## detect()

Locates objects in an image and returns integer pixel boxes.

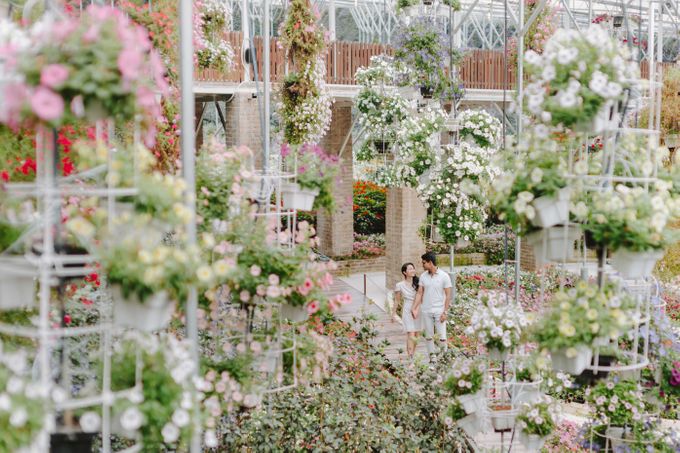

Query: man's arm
[440,277,453,322]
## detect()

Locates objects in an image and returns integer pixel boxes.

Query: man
[411,251,452,358]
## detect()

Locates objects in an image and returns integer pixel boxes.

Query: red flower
[63,314,72,325]
[1,170,8,182]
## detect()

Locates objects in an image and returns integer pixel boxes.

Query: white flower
[205,429,218,448]
[80,411,101,433]
[120,406,144,432]
[541,65,556,82]
[162,422,180,443]
[10,408,28,427]
[172,408,190,428]
[6,377,23,394]
[558,91,577,108]
[0,393,10,411]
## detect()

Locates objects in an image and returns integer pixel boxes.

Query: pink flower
[239,290,251,302]
[268,274,280,286]
[118,48,143,82]
[70,95,84,117]
[298,278,314,296]
[30,87,64,122]
[0,82,28,125]
[51,19,78,42]
[266,285,281,298]
[306,301,320,314]
[250,265,261,277]
[256,285,266,296]
[281,143,291,158]
[40,64,69,89]
[82,25,100,43]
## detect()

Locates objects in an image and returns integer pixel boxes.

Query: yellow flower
[66,217,95,239]
[153,247,169,262]
[172,250,188,263]
[213,259,232,277]
[201,233,216,248]
[560,302,571,310]
[590,323,600,334]
[576,281,588,291]
[143,266,163,284]
[565,347,578,358]
[559,324,576,337]
[196,265,214,283]
[586,309,598,320]
[106,171,121,187]
[138,250,152,264]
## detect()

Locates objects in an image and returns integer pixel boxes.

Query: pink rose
[250,265,261,277]
[30,87,64,122]
[40,64,69,89]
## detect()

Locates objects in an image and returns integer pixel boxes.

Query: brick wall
[331,256,386,277]
[520,239,537,272]
[385,187,427,289]
[317,100,354,257]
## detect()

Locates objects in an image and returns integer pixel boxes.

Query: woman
[394,262,421,358]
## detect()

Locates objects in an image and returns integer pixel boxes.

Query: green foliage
[0,362,47,452]
[221,319,474,451]
[0,222,24,253]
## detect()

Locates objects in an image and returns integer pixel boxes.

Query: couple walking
[394,252,451,359]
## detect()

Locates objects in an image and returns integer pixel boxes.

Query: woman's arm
[411,286,424,318]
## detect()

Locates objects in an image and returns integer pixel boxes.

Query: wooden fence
[195,32,672,90]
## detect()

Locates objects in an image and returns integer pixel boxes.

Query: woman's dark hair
[401,262,419,290]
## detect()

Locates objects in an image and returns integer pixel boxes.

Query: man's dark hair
[421,252,437,266]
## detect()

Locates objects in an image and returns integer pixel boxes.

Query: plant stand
[610,249,663,279]
[0,256,36,310]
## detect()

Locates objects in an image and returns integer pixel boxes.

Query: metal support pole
[263,0,271,170]
[242,0,252,81]
[179,0,200,451]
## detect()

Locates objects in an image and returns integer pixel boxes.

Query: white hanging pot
[550,345,592,375]
[610,249,663,280]
[280,303,309,323]
[593,101,620,134]
[456,412,484,437]
[110,285,175,332]
[518,431,548,451]
[0,256,36,310]
[488,348,509,362]
[509,380,542,405]
[531,187,571,228]
[432,227,443,243]
[665,134,680,148]
[526,225,581,266]
[402,5,419,17]
[281,182,319,211]
[457,390,485,414]
[605,426,632,449]
[489,406,515,431]
[456,238,471,248]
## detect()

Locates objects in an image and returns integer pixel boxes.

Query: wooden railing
[195,32,672,90]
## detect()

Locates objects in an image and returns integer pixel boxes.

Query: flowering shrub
[585,379,645,426]
[443,358,485,397]
[465,291,527,353]
[3,6,166,143]
[0,347,49,452]
[660,353,680,398]
[353,180,386,235]
[355,86,410,157]
[350,233,385,259]
[489,136,568,233]
[282,143,340,210]
[516,398,559,436]
[457,109,502,149]
[578,183,680,252]
[354,55,414,87]
[196,0,235,72]
[543,420,588,452]
[524,25,638,131]
[419,142,496,243]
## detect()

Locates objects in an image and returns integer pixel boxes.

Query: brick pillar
[520,239,537,272]
[317,100,353,257]
[385,187,427,290]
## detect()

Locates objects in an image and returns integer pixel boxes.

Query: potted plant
[355,86,410,161]
[581,184,678,279]
[491,139,572,231]
[465,291,527,362]
[523,25,638,133]
[457,109,502,149]
[447,401,485,437]
[516,398,558,450]
[108,335,196,451]
[510,355,545,404]
[488,399,514,432]
[0,350,50,452]
[443,358,486,414]
[587,379,645,441]
[281,143,340,212]
[3,5,165,141]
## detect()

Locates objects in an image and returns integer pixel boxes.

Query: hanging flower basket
[665,134,680,148]
[531,187,571,228]
[457,390,485,414]
[489,404,515,432]
[526,225,581,266]
[280,303,309,323]
[518,431,548,451]
[488,348,509,362]
[610,248,663,280]
[432,227,443,243]
[420,86,435,99]
[550,345,593,375]
[281,182,319,211]
[0,256,36,310]
[456,412,485,437]
[509,380,542,405]
[110,285,175,332]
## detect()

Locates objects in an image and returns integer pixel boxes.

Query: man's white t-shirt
[419,269,452,314]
